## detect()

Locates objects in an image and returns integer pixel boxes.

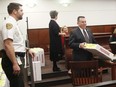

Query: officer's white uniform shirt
[2,16,25,52]
[0,28,3,50]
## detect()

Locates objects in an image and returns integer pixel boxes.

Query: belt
[15,52,25,57]
[1,49,25,57]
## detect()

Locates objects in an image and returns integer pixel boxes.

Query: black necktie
[83,29,89,43]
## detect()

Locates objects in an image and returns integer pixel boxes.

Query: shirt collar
[79,27,88,36]
[9,16,17,23]
[51,18,56,21]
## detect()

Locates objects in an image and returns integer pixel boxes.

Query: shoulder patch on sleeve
[6,23,13,29]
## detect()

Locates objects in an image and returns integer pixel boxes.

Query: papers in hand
[84,43,116,61]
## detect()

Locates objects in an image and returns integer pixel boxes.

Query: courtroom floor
[41,54,112,87]
[41,54,67,74]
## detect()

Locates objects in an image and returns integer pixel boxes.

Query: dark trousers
[1,50,24,87]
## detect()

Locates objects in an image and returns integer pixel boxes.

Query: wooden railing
[27,24,116,53]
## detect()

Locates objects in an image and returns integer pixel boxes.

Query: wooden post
[26,17,35,87]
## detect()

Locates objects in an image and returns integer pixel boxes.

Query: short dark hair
[77,16,85,22]
[49,10,58,18]
[7,2,22,14]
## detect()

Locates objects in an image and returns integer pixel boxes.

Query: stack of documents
[32,61,41,81]
[84,43,116,61]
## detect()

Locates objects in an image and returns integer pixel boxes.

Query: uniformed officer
[1,3,35,87]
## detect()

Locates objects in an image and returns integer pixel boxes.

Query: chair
[69,60,102,86]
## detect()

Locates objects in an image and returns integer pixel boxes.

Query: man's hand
[13,63,20,75]
[28,49,35,58]
[79,42,86,49]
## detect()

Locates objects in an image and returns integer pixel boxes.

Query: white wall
[0,0,116,38]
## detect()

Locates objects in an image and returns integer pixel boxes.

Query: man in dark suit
[69,16,96,61]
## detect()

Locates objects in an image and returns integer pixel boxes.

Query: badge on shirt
[6,23,13,29]
[16,56,22,65]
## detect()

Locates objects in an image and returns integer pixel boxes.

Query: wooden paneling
[89,26,105,33]
[28,30,39,47]
[28,24,116,52]
[28,29,49,52]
